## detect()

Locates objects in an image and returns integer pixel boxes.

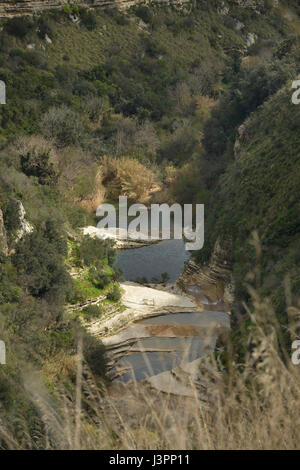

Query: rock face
[14,200,34,244]
[0,0,268,18]
[179,237,234,307]
[0,0,65,17]
[0,202,33,255]
[88,281,200,339]
[0,0,191,17]
[82,226,159,249]
[104,305,230,396]
[0,208,8,255]
[87,280,230,396]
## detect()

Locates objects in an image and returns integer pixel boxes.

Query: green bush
[82,304,103,319]
[105,8,129,25]
[88,262,110,289]
[9,48,26,59]
[82,332,107,378]
[79,8,98,31]
[79,237,116,267]
[12,220,71,302]
[107,284,121,302]
[133,6,154,25]
[4,17,34,38]
[0,254,21,304]
[142,36,166,58]
[37,18,54,40]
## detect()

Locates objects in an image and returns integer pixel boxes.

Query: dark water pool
[116,239,190,283]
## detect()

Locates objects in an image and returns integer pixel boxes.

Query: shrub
[88,262,110,289]
[161,272,170,283]
[41,106,85,147]
[79,237,116,267]
[73,79,97,97]
[9,48,26,59]
[2,198,21,244]
[55,64,77,87]
[82,304,103,318]
[105,8,129,25]
[62,5,72,15]
[20,148,58,186]
[79,8,98,31]
[82,332,107,378]
[0,254,20,304]
[106,284,121,302]
[12,220,71,302]
[37,19,54,40]
[133,6,153,25]
[158,124,198,166]
[4,17,34,38]
[142,36,166,58]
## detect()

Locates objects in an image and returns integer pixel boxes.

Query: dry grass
[0,285,299,450]
[100,156,159,204]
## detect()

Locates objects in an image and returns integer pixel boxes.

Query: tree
[12,220,71,302]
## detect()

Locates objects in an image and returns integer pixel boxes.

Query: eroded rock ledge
[87,281,200,339]
[0,0,268,18]
[0,0,191,18]
[85,275,230,396]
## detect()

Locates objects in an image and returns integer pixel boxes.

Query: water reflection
[116,239,190,283]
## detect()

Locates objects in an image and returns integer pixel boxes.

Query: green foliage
[142,35,166,58]
[71,278,104,304]
[106,284,121,302]
[203,57,296,161]
[20,148,58,186]
[81,304,103,319]
[135,276,148,285]
[79,8,98,31]
[41,106,85,148]
[133,5,154,25]
[12,219,71,302]
[88,262,111,289]
[82,331,107,378]
[0,194,20,244]
[202,86,300,314]
[0,254,21,304]
[4,17,34,38]
[37,18,54,40]
[79,237,116,268]
[105,8,129,26]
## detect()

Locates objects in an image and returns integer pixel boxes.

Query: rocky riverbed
[81,226,232,397]
[85,276,230,397]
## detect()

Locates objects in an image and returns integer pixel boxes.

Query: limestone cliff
[0,0,189,17]
[0,208,8,255]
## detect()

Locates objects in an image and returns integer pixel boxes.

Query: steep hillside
[206,85,300,314]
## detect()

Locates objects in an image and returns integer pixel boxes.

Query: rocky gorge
[79,227,232,397]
